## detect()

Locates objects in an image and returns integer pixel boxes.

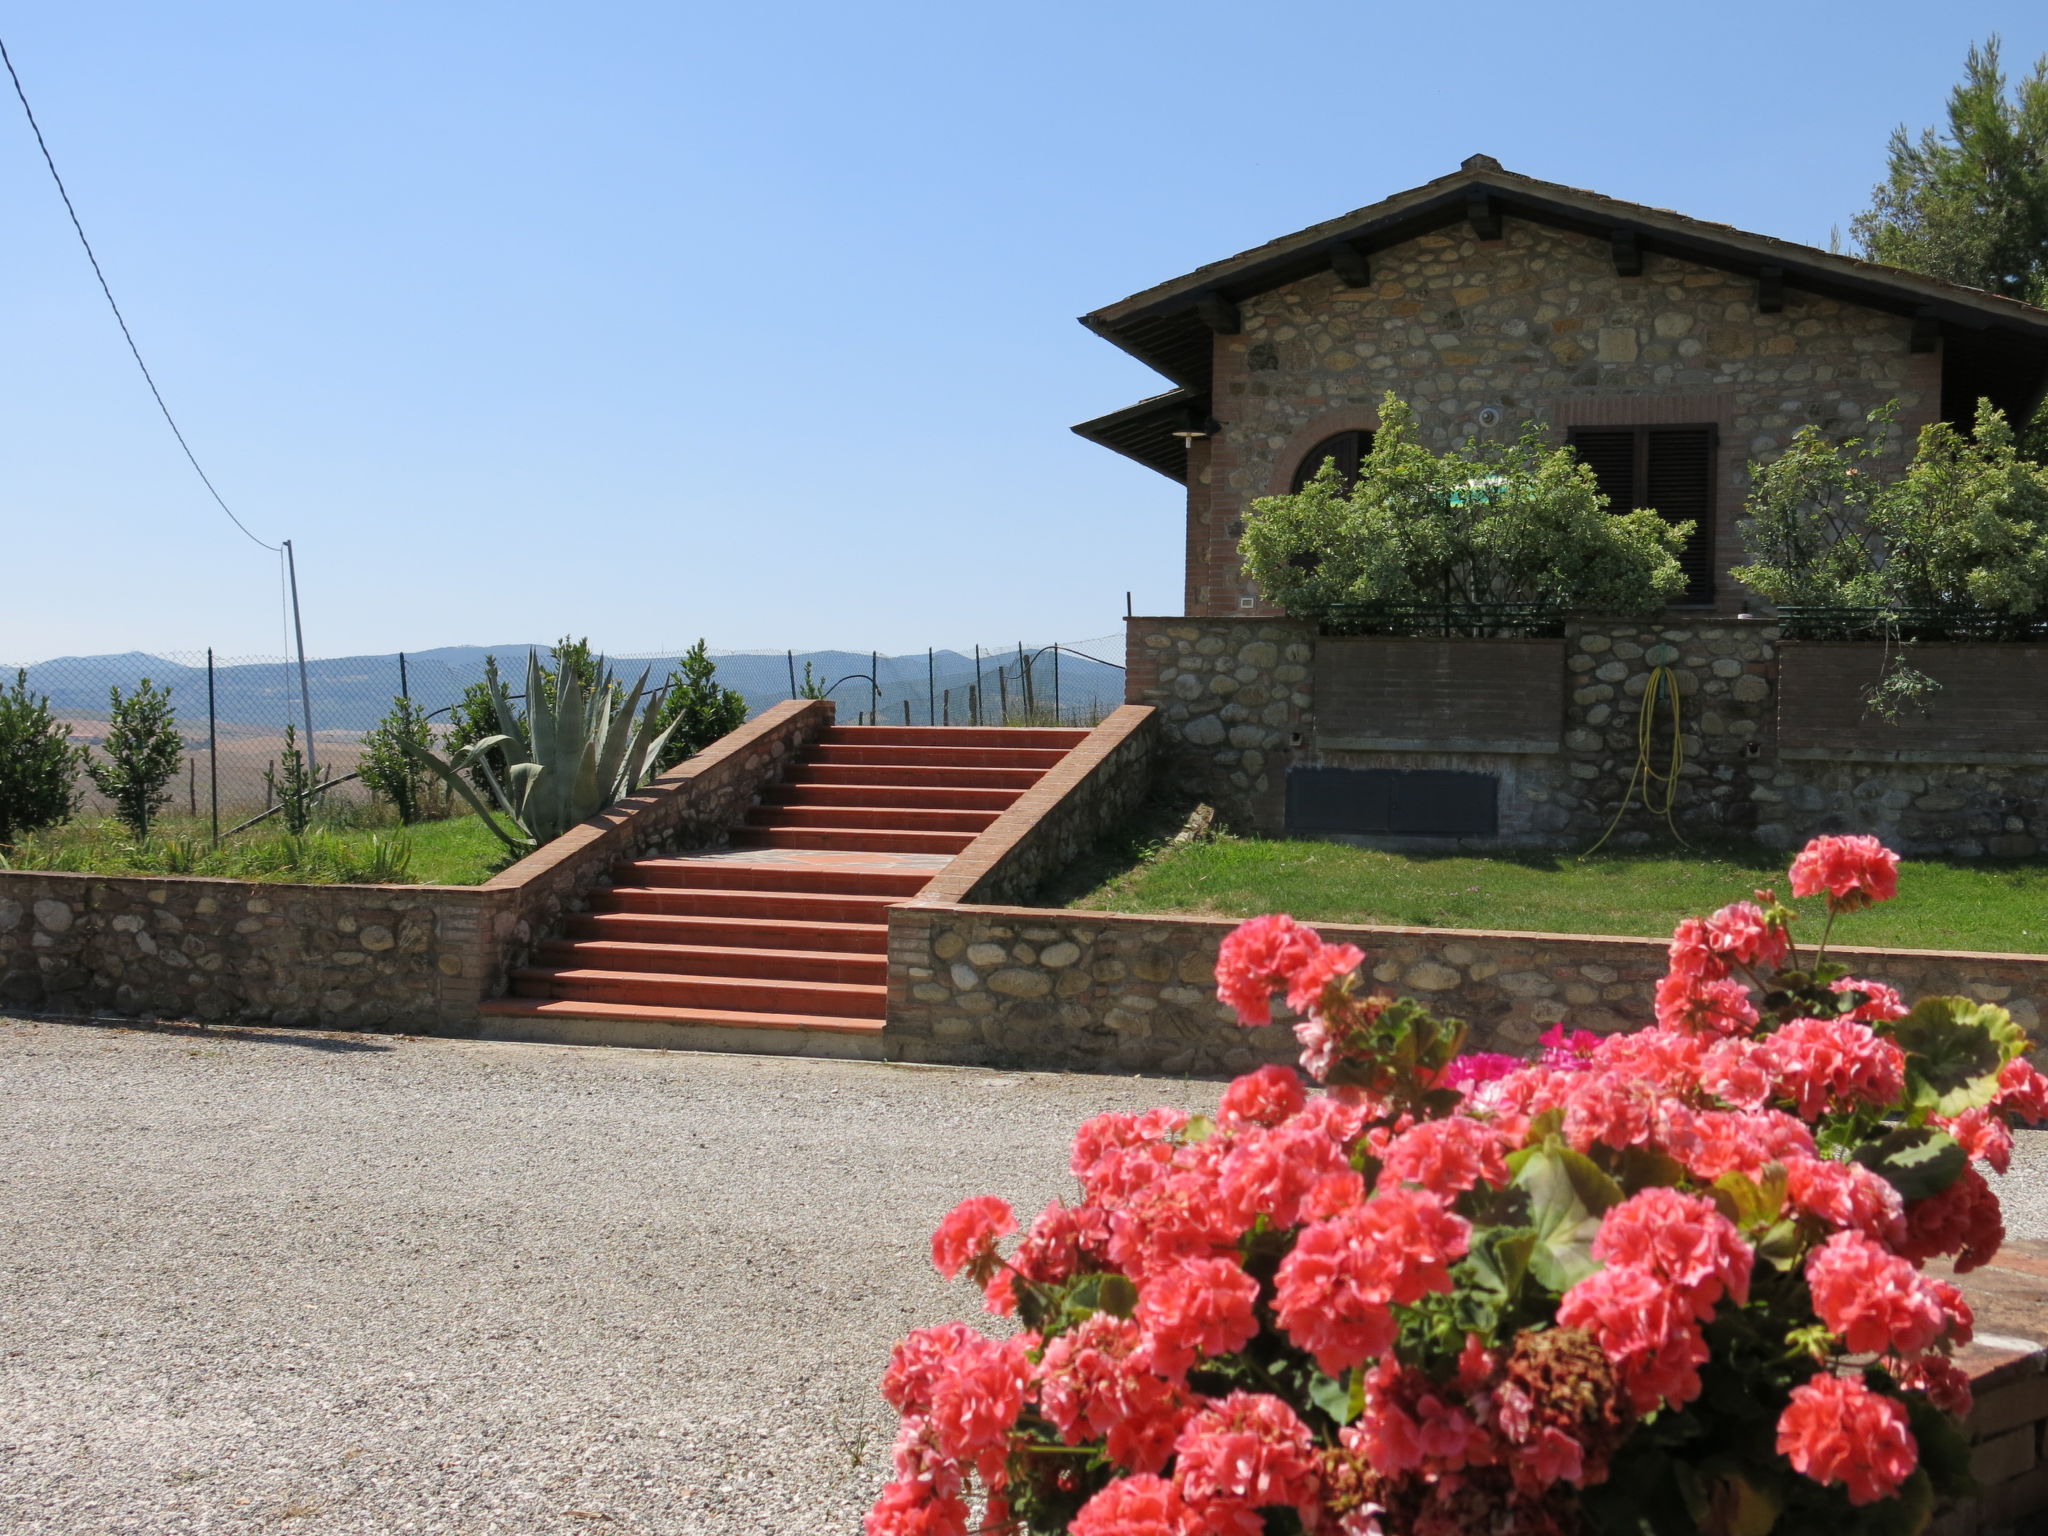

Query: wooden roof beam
[1467,190,1502,241]
[1193,292,1241,335]
[1757,265,1786,314]
[1611,230,1642,277]
[1329,241,1373,288]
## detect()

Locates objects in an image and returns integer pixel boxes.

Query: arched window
[1289,430,1374,493]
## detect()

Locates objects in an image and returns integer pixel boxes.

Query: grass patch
[1071,836,2048,955]
[0,812,512,886]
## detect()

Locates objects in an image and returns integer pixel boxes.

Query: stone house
[1074,155,2048,617]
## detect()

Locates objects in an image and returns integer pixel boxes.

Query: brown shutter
[1569,425,1717,605]
[1566,428,1639,514]
[1644,427,1716,604]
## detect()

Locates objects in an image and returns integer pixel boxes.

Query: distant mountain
[6,643,1127,734]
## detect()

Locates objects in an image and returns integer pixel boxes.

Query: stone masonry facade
[0,701,832,1031]
[1126,614,2047,856]
[882,904,2045,1075]
[1189,216,1941,615]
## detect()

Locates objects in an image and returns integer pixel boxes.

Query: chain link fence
[4,634,1128,827]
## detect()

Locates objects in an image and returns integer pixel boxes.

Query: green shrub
[1734,400,2048,615]
[83,677,184,839]
[359,694,435,823]
[650,640,749,772]
[0,669,82,847]
[1240,394,1690,617]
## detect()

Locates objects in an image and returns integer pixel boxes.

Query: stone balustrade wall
[0,700,833,1030]
[884,903,2045,1074]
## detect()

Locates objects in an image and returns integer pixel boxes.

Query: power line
[1,32,277,553]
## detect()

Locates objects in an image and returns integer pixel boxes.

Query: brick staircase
[475,725,1087,1044]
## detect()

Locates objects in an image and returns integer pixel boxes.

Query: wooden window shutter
[1644,426,1717,604]
[1567,425,1717,604]
[1566,428,1639,516]
[1290,430,1374,493]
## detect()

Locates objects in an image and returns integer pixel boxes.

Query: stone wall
[0,700,833,1030]
[1124,617,1312,829]
[1190,216,1942,616]
[882,904,2046,1073]
[0,874,495,1029]
[1126,613,2047,855]
[919,706,1160,906]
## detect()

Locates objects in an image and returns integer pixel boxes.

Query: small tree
[1730,410,1891,608]
[650,640,749,772]
[84,678,184,839]
[1240,394,1689,620]
[0,669,82,847]
[1870,402,2048,614]
[1735,400,2048,617]
[359,695,436,823]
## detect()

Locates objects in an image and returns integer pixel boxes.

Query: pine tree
[1852,38,2048,306]
[651,640,750,772]
[84,678,184,839]
[0,669,82,847]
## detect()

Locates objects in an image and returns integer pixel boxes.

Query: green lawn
[1,812,512,886]
[1071,837,2048,955]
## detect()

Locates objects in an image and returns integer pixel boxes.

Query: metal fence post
[927,647,935,727]
[1053,643,1061,723]
[206,647,219,844]
[787,650,798,699]
[399,651,410,700]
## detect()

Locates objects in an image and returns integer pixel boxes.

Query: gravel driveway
[3,1015,2045,1536]
[0,1016,1221,1535]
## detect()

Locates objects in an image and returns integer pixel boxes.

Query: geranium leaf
[1306,1368,1358,1425]
[1513,1147,1623,1292]
[1617,1146,1688,1193]
[1754,1218,1805,1271]
[1853,1125,1968,1201]
[1893,997,2014,1115]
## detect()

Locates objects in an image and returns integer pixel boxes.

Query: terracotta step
[597,887,904,923]
[511,966,887,1019]
[567,911,888,954]
[823,726,1089,750]
[808,744,1068,770]
[729,825,976,855]
[536,939,886,986]
[794,764,1044,790]
[613,859,930,897]
[744,804,997,833]
[764,783,1020,812]
[477,995,884,1036]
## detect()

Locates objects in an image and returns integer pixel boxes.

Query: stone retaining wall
[919,706,1160,906]
[883,902,2045,1073]
[1126,613,2048,855]
[0,701,832,1030]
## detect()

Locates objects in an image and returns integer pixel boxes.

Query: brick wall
[1191,217,1941,616]
[1780,643,2048,761]
[0,700,832,1031]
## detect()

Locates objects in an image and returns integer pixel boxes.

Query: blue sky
[3,2,2043,662]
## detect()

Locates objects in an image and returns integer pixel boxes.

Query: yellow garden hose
[1581,664,1689,857]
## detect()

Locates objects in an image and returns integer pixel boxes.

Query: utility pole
[283,539,317,777]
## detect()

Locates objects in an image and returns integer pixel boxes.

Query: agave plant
[401,650,679,853]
